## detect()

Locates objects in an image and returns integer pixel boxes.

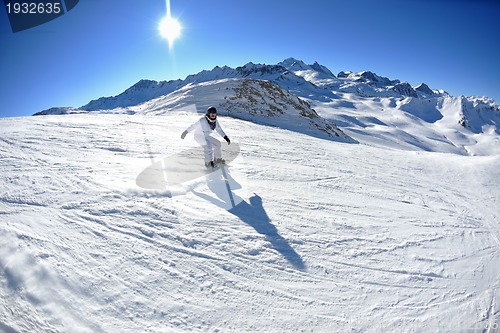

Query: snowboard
[136,142,240,189]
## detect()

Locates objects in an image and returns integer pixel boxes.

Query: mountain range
[35,57,500,155]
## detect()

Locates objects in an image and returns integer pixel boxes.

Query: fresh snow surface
[1,113,499,332]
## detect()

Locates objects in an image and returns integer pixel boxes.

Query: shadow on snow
[192,168,305,271]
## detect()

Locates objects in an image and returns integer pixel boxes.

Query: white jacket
[186,116,227,143]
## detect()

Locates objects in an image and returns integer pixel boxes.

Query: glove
[223,136,231,144]
[181,130,188,139]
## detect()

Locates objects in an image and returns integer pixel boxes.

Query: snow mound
[219,79,353,141]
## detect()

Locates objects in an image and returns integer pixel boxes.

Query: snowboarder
[181,106,231,168]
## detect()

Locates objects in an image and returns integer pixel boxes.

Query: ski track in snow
[1,114,499,332]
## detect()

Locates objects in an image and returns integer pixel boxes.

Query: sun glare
[159,16,182,48]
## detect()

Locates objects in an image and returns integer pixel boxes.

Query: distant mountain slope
[34,57,500,155]
[127,78,354,142]
[220,79,352,141]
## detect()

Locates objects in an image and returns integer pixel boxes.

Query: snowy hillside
[1,112,500,332]
[36,77,352,143]
[34,57,500,156]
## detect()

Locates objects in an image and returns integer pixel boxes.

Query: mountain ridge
[33,57,500,155]
[34,57,446,113]
[35,57,499,114]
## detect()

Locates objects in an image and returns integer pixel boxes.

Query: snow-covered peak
[391,82,418,98]
[278,58,337,84]
[415,83,436,96]
[184,65,237,84]
[351,71,400,86]
[81,78,182,111]
[458,95,500,134]
[235,62,287,78]
[278,57,310,70]
[310,61,335,77]
[278,58,335,78]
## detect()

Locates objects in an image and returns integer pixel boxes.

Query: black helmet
[206,106,217,115]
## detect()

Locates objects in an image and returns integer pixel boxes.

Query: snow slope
[311,94,500,156]
[1,113,499,332]
[47,77,353,143]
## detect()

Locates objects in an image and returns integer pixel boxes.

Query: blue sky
[1,0,499,117]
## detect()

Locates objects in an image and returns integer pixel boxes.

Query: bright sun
[159,16,182,48]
